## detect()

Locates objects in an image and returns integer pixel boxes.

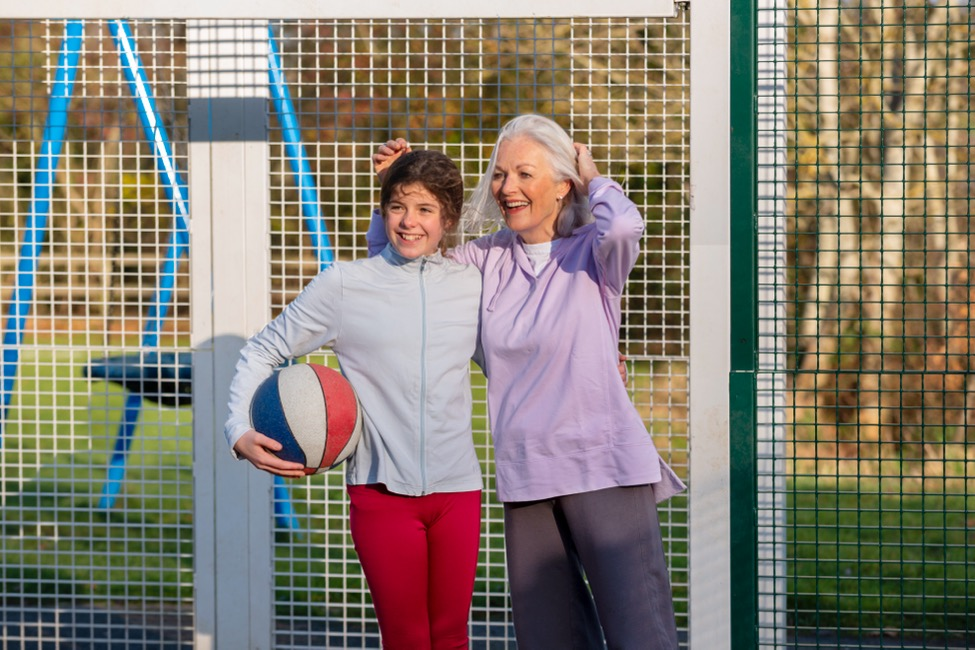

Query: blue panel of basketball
[250,372,306,466]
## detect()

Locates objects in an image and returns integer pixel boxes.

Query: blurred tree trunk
[796,0,842,376]
[936,7,974,434]
[789,1,973,461]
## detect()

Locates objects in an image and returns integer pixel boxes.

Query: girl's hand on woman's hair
[373,138,411,183]
[573,142,600,193]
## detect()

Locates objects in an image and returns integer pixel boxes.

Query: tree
[789,0,973,464]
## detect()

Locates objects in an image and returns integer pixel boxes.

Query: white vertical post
[189,20,273,650]
[757,0,788,646]
[689,1,732,648]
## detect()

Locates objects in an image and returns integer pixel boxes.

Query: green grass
[788,476,974,638]
[2,343,194,602]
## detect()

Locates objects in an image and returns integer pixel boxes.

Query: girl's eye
[492,171,504,180]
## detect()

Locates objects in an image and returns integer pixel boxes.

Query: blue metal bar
[267,25,340,531]
[99,20,190,508]
[109,19,190,345]
[268,26,334,270]
[0,20,84,445]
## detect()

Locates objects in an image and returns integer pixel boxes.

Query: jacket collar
[380,243,447,268]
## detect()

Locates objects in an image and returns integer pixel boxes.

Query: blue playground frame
[2,20,337,532]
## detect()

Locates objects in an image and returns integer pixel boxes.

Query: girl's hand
[233,429,307,478]
[573,142,601,192]
[373,138,412,183]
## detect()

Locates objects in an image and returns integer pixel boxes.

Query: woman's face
[491,136,572,244]
[384,182,446,259]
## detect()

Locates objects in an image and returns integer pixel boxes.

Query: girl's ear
[441,215,459,234]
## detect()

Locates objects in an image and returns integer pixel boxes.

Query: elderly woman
[370,114,685,649]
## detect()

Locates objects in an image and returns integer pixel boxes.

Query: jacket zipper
[419,258,428,492]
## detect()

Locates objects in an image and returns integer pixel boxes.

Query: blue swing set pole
[267,25,338,531]
[99,19,190,508]
[268,27,334,270]
[0,20,84,445]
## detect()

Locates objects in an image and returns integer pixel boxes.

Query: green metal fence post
[730,0,758,647]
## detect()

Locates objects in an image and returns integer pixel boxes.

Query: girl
[225,150,482,650]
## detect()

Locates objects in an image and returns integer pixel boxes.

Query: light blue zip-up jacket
[224,245,483,496]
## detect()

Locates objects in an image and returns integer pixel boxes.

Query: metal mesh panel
[265,16,690,648]
[0,19,193,647]
[757,2,974,647]
[1,13,691,648]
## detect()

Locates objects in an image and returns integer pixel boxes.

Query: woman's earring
[556,195,564,202]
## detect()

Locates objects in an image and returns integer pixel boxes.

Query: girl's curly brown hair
[380,150,464,254]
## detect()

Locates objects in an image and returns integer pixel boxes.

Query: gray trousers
[503,484,679,650]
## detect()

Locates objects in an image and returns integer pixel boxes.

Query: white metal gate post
[188,21,274,650]
[689,0,733,648]
[756,0,788,646]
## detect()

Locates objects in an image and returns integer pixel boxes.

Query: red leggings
[347,484,481,650]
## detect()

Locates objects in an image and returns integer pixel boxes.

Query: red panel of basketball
[310,363,361,469]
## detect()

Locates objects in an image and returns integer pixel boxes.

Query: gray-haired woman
[370,115,685,649]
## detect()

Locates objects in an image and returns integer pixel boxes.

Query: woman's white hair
[462,114,592,237]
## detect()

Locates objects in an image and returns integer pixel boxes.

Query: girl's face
[384,182,446,259]
[491,136,571,244]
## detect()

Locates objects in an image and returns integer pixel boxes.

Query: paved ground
[3,604,970,649]
[1,603,191,650]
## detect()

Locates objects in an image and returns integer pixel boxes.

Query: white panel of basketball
[278,364,328,469]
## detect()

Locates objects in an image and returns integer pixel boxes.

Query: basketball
[250,363,363,474]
